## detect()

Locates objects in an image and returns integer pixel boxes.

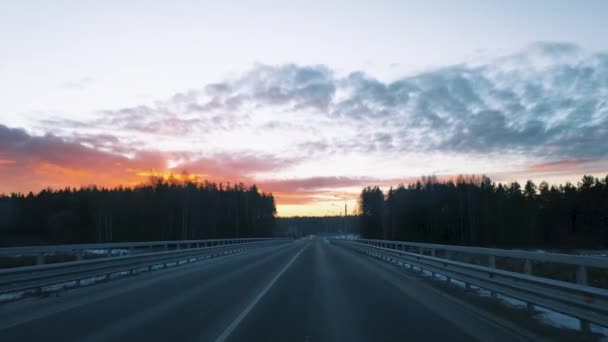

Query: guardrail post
[523,259,535,314]
[488,255,497,298]
[36,253,45,265]
[576,265,588,285]
[488,255,496,268]
[576,265,591,332]
[524,259,532,274]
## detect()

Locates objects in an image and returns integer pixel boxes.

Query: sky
[1,1,608,216]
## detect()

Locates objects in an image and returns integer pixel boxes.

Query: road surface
[0,238,527,341]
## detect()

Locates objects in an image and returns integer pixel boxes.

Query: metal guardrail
[332,238,608,332]
[0,238,290,303]
[0,238,277,265]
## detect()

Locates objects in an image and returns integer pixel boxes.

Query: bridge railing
[0,238,278,266]
[332,238,608,331]
[0,238,290,303]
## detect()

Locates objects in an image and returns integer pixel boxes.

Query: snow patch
[495,293,527,309]
[450,279,467,288]
[469,285,492,297]
[535,306,580,331]
[109,271,129,279]
[132,267,149,275]
[42,280,77,292]
[0,291,24,302]
[433,274,448,281]
[80,276,100,286]
[575,250,608,257]
[590,324,608,339]
[84,249,133,256]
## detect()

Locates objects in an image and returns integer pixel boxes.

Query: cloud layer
[46,42,606,162]
[0,124,295,195]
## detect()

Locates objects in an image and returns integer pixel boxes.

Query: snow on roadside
[591,324,608,340]
[450,279,466,288]
[533,307,608,339]
[535,306,580,330]
[369,243,608,338]
[84,249,133,256]
[495,293,527,309]
[469,285,492,297]
[0,291,24,302]
[511,248,608,257]
[575,250,608,257]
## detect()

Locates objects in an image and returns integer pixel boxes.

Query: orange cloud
[0,125,297,197]
[527,159,589,173]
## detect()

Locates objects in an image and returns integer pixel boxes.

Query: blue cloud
[40,42,608,162]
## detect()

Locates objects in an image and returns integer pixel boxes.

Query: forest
[0,177,276,246]
[3,173,607,249]
[359,174,608,249]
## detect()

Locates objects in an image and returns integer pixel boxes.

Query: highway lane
[0,237,528,342]
[227,238,476,341]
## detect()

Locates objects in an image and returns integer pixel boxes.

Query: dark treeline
[0,177,276,246]
[275,216,360,237]
[359,174,608,248]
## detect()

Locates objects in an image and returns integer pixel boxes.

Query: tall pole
[344,202,347,233]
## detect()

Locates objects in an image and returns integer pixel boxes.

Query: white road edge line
[213,243,307,342]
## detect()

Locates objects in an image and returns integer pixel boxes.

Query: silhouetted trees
[0,177,276,246]
[358,174,608,248]
[360,186,385,239]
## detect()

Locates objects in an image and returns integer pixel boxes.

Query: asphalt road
[0,238,527,342]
